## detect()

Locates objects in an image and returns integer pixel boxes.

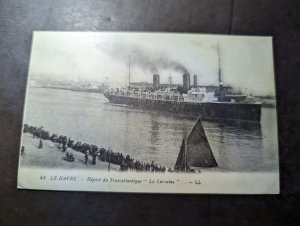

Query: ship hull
[104,94,261,122]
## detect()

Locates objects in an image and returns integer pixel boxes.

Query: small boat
[174,118,218,171]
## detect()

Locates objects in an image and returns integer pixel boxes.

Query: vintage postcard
[17,32,279,194]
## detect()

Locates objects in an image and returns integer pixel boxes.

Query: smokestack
[193,75,197,88]
[183,74,190,92]
[153,74,160,90]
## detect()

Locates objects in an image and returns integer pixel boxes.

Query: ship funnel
[153,74,160,90]
[193,75,198,88]
[183,74,190,92]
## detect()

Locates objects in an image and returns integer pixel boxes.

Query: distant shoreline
[30,85,103,94]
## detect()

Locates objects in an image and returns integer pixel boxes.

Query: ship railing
[111,91,186,102]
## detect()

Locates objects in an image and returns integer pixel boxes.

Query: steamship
[104,48,261,122]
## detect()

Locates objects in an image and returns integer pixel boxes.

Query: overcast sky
[29,32,275,96]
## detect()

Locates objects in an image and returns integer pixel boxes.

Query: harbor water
[24,87,279,172]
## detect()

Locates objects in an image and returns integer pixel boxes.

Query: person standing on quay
[108,147,111,172]
[92,152,96,165]
[38,139,43,149]
[85,151,89,164]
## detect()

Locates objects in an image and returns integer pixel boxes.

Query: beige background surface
[0,0,299,225]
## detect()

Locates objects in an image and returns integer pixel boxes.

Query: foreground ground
[20,133,119,171]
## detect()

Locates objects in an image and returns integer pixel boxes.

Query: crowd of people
[23,124,168,172]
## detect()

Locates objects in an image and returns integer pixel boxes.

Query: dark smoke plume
[150,67,158,74]
[101,39,189,75]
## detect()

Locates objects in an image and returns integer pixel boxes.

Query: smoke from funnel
[150,67,158,75]
[101,40,189,75]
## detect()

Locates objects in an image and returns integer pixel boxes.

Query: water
[24,87,279,172]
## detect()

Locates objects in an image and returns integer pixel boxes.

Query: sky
[29,32,276,96]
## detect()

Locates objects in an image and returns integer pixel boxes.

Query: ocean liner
[104,47,261,122]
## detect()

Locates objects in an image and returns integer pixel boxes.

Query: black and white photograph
[17,32,279,194]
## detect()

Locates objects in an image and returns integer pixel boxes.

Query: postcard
[17,32,279,194]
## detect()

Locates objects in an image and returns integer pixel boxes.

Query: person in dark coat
[85,151,89,164]
[38,139,43,149]
[92,152,96,165]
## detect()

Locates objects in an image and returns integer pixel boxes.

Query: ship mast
[218,44,222,84]
[217,44,224,101]
[168,76,172,88]
[184,126,188,171]
[128,54,131,89]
